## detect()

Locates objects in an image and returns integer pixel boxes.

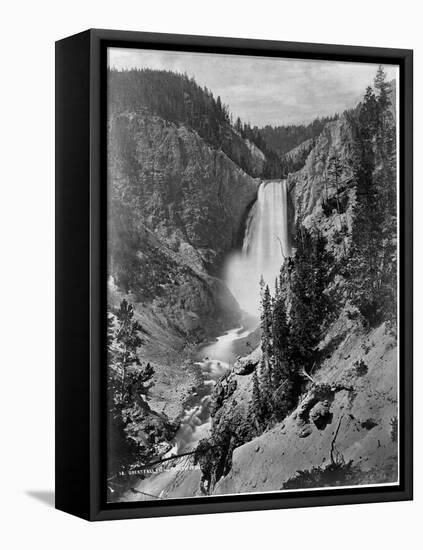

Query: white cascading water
[224,179,291,317]
[164,326,251,456]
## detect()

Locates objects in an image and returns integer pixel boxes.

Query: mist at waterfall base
[225,179,291,318]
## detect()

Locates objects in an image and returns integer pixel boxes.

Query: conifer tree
[258,284,275,422]
[374,65,391,114]
[235,116,243,134]
[272,294,290,383]
[326,150,344,219]
[112,299,154,401]
[288,223,333,384]
[373,66,397,326]
[260,284,273,359]
[344,70,397,326]
[251,368,263,431]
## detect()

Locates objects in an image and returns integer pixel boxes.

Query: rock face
[108,110,260,273]
[288,118,356,258]
[108,110,263,355]
[284,137,315,173]
[233,347,261,375]
[221,128,266,179]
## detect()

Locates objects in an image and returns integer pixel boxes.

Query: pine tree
[235,116,243,134]
[272,295,289,385]
[258,284,275,422]
[114,299,141,399]
[250,368,263,431]
[107,299,157,477]
[373,66,397,327]
[288,223,333,385]
[260,285,273,359]
[326,150,344,220]
[344,72,397,326]
[374,65,391,113]
[107,309,116,358]
[271,292,294,419]
[274,277,279,298]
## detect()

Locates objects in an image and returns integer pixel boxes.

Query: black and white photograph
[106,48,400,503]
[1,0,419,543]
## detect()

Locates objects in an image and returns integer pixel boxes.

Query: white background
[1,1,420,548]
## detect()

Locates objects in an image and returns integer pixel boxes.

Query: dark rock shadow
[313,411,333,430]
[26,490,55,508]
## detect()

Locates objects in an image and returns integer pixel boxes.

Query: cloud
[108,48,399,126]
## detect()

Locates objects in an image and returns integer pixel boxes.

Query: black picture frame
[55,28,413,521]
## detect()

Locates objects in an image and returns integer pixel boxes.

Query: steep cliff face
[288,118,356,258]
[221,129,266,178]
[108,109,262,356]
[109,110,260,271]
[284,137,315,170]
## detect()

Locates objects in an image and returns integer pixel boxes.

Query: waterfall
[224,179,291,318]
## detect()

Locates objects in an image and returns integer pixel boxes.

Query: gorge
[107,65,399,502]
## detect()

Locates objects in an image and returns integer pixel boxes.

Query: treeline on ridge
[108,68,331,179]
[109,68,231,148]
[260,116,338,158]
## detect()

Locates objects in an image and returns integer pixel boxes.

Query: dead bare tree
[300,367,316,385]
[330,415,344,465]
[275,234,286,260]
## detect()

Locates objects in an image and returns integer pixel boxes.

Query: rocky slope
[212,314,397,495]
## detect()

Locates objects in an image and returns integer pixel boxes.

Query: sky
[108,48,398,127]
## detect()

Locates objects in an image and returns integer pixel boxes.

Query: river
[120,325,252,501]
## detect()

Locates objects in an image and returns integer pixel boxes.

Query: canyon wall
[108,109,263,357]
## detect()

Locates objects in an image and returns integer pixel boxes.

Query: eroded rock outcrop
[108,110,261,273]
[212,320,397,495]
[107,110,264,357]
[288,118,356,258]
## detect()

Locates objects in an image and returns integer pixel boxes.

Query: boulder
[233,347,261,375]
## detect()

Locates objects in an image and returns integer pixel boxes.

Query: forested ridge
[109,68,272,177]
[260,116,337,156]
[109,68,231,148]
[108,68,334,178]
[260,115,338,172]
